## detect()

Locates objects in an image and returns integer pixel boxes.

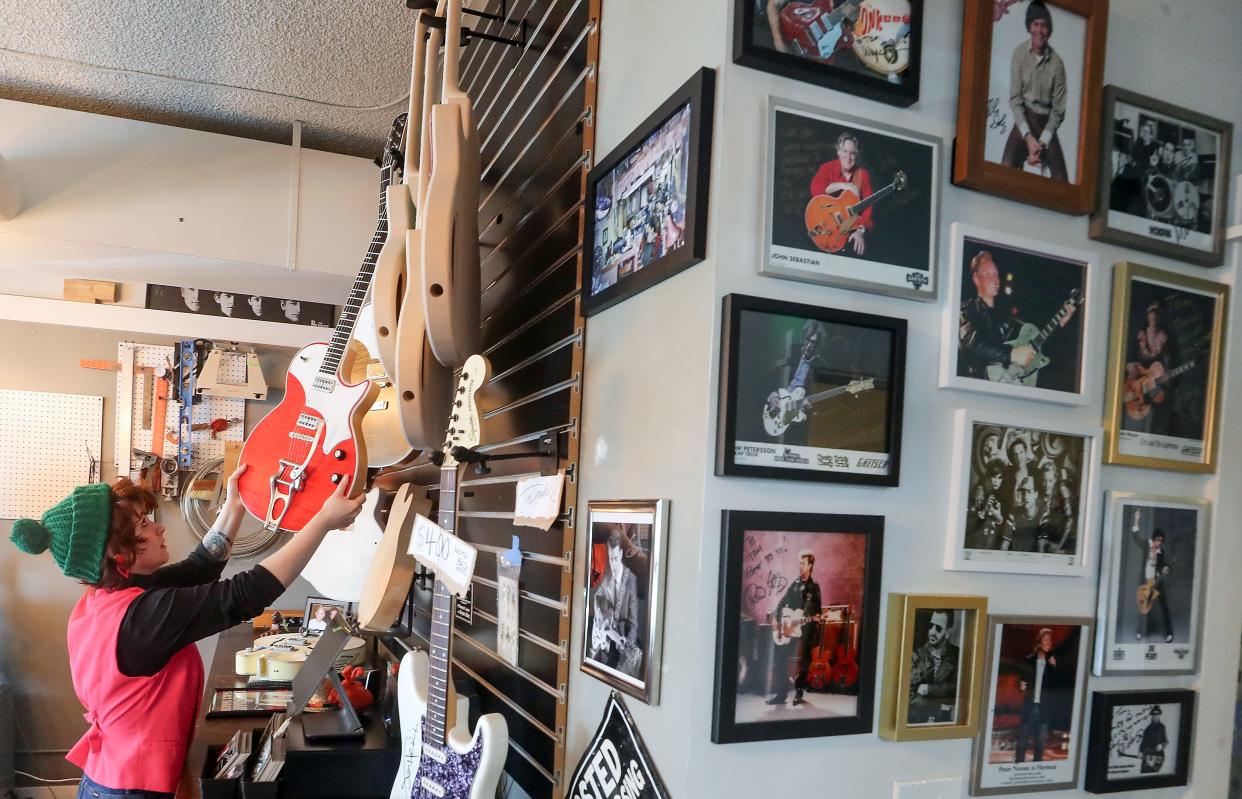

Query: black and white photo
[941,224,1093,405]
[1085,689,1195,793]
[762,100,941,300]
[946,409,1098,577]
[1094,493,1208,676]
[145,283,336,327]
[581,500,669,704]
[1091,86,1233,266]
[717,294,906,486]
[906,608,965,727]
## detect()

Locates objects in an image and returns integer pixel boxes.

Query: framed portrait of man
[580,500,670,704]
[716,294,907,486]
[953,0,1108,215]
[970,616,1092,795]
[1090,86,1233,267]
[1083,689,1195,793]
[762,99,942,301]
[944,409,1100,577]
[939,224,1094,406]
[1093,493,1209,677]
[711,510,883,743]
[1103,262,1229,472]
[878,594,987,742]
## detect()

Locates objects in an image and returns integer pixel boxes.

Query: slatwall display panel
[394,0,598,795]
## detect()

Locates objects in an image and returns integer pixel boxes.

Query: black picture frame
[580,67,715,317]
[712,510,884,743]
[715,293,907,486]
[1084,689,1195,793]
[732,0,923,107]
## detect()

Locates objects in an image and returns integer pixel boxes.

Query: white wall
[570,1,1242,797]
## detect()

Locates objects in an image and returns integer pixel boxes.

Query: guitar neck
[1031,303,1074,349]
[803,384,857,405]
[1159,361,1195,382]
[425,462,459,749]
[849,180,898,216]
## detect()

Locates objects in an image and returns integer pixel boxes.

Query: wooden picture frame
[732,0,924,107]
[952,0,1109,215]
[716,293,907,486]
[1090,85,1233,267]
[1084,689,1195,793]
[878,594,988,742]
[581,67,715,317]
[580,499,671,705]
[712,510,883,743]
[939,223,1095,406]
[1102,262,1229,472]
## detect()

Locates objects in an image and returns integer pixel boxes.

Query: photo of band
[975,620,1088,792]
[984,1,1085,183]
[583,510,659,697]
[764,103,939,298]
[960,421,1087,566]
[1104,701,1180,780]
[954,232,1086,398]
[906,608,964,727]
[589,103,692,299]
[145,283,335,327]
[732,529,867,725]
[1105,100,1221,253]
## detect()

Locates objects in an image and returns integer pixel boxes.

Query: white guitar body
[301,487,385,603]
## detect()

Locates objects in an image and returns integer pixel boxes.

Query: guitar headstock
[383,114,408,167]
[893,171,907,191]
[848,378,875,394]
[441,354,491,465]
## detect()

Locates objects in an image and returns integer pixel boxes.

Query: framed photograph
[944,408,1099,577]
[762,98,942,301]
[207,687,295,718]
[580,500,670,704]
[145,283,336,326]
[878,594,988,742]
[1103,262,1229,472]
[303,596,354,634]
[1091,85,1233,267]
[939,223,1094,406]
[1084,689,1194,793]
[971,616,1092,795]
[1094,493,1209,677]
[711,510,883,743]
[732,0,923,107]
[952,0,1108,215]
[716,293,906,485]
[581,68,715,317]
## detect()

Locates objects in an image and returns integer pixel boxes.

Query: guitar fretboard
[425,462,458,748]
[849,178,899,216]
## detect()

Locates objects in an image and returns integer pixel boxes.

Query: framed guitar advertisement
[761,98,942,301]
[712,510,883,743]
[716,293,906,486]
[1103,262,1228,472]
[1093,492,1209,677]
[939,223,1095,406]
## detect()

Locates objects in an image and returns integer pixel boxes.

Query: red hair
[95,478,159,590]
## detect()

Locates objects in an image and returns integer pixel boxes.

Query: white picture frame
[944,408,1100,577]
[1093,492,1209,677]
[938,223,1096,406]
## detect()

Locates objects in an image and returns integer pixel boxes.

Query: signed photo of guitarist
[1103,701,1180,780]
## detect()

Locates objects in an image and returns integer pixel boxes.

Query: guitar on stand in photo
[984,289,1082,386]
[236,115,405,532]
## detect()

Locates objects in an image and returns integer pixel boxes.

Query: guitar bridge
[260,416,325,532]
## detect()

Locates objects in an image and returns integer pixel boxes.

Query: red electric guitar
[237,116,406,533]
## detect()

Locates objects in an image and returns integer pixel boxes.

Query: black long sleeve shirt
[116,544,284,677]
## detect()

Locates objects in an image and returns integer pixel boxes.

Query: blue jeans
[76,774,175,799]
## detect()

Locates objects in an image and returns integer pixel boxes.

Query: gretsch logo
[854,7,911,36]
[905,271,929,289]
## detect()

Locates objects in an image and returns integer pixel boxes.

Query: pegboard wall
[0,389,103,519]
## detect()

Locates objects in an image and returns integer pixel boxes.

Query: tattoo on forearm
[203,529,233,561]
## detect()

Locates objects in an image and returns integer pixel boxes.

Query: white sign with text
[407,514,477,597]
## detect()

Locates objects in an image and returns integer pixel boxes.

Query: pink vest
[66,587,204,793]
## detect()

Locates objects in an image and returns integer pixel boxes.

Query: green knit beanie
[10,482,113,583]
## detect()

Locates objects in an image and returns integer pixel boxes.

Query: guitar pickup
[419,776,446,797]
[311,375,337,394]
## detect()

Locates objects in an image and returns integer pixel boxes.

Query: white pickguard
[287,341,372,457]
[301,488,385,602]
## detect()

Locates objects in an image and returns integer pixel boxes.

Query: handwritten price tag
[513,470,565,531]
[407,514,477,598]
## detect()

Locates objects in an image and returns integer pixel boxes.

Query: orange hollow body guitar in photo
[805,171,905,252]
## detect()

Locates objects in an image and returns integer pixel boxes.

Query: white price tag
[407,514,477,598]
[513,470,565,531]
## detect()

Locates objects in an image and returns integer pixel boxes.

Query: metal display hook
[404,1,527,48]
[428,433,560,477]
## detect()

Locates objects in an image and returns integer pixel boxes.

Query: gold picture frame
[1103,262,1229,472]
[878,594,988,742]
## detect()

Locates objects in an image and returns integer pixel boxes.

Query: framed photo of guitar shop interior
[762,98,942,301]
[952,0,1108,215]
[580,499,670,705]
[1083,689,1195,794]
[1103,262,1229,472]
[732,0,923,107]
[716,294,907,486]
[1093,492,1209,677]
[581,67,715,317]
[940,223,1094,406]
[712,510,883,743]
[944,408,1100,577]
[1091,85,1233,267]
